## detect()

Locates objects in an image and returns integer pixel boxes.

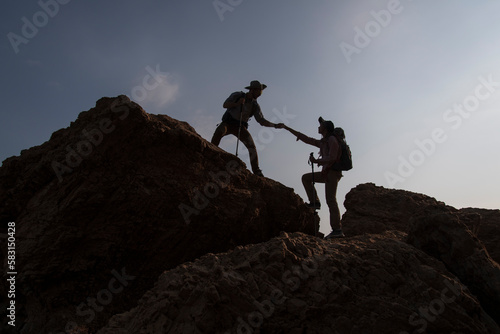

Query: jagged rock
[408,208,500,324]
[97,232,499,334]
[0,96,313,333]
[341,183,449,237]
[460,208,500,265]
[2,95,500,334]
[342,183,500,265]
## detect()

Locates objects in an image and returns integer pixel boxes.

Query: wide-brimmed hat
[318,116,335,133]
[245,80,267,90]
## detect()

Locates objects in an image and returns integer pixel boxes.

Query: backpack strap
[333,134,343,162]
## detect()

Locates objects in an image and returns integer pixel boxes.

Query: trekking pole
[309,152,315,203]
[309,152,318,237]
[235,101,243,157]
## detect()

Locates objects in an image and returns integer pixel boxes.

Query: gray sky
[2,0,499,233]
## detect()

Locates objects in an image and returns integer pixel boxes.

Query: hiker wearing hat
[211,80,281,177]
[280,117,344,239]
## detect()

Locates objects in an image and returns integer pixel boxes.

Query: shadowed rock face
[0,96,313,333]
[342,183,500,264]
[97,232,498,334]
[408,209,500,325]
[460,207,500,265]
[2,96,500,334]
[341,183,451,237]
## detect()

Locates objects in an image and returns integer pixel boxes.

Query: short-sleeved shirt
[224,91,265,124]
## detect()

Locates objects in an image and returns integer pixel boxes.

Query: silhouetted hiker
[279,117,344,239]
[211,80,281,177]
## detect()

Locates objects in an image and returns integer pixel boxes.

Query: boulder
[341,183,450,236]
[97,232,499,334]
[2,95,500,333]
[460,208,500,265]
[408,208,500,324]
[342,183,500,265]
[0,96,313,333]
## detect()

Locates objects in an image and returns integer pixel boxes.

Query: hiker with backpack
[211,80,281,177]
[279,117,351,239]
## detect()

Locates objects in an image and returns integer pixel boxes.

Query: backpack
[331,128,353,171]
[221,91,250,127]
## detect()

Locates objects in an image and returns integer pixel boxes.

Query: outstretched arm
[283,125,319,147]
[257,118,281,128]
[283,125,302,138]
[253,107,280,128]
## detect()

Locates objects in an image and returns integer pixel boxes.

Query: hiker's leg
[239,128,260,173]
[325,170,343,230]
[211,122,230,146]
[302,172,323,205]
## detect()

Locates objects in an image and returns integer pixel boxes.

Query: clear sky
[2,0,499,234]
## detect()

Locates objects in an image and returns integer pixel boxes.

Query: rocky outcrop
[0,96,313,334]
[341,183,450,237]
[342,183,500,264]
[460,208,500,265]
[408,209,500,324]
[2,95,500,334]
[97,232,499,334]
[341,183,500,326]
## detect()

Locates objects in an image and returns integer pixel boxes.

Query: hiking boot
[306,202,321,210]
[253,169,264,177]
[325,229,345,239]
